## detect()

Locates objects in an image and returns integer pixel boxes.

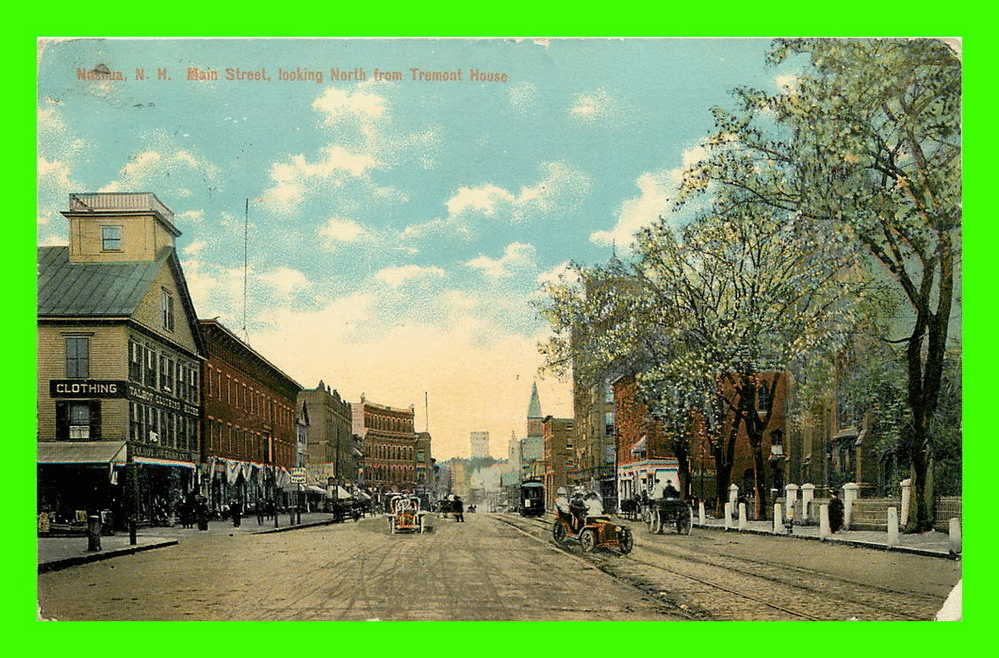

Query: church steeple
[527,381,543,419]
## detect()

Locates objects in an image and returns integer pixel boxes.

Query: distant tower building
[470,431,490,459]
[527,381,543,438]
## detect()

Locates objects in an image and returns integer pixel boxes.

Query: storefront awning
[305,485,327,496]
[134,456,196,469]
[38,441,127,465]
[630,436,647,455]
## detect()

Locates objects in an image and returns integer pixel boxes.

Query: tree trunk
[751,445,769,520]
[674,440,692,500]
[713,451,732,517]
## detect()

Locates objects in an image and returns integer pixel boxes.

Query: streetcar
[519,479,545,517]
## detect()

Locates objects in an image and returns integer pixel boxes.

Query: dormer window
[161,289,175,331]
[101,225,122,251]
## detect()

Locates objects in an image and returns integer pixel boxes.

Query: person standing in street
[453,495,465,523]
[231,498,242,528]
[828,491,845,533]
[195,495,209,531]
[256,497,265,525]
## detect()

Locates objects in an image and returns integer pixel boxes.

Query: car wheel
[552,520,567,546]
[580,528,597,553]
[619,528,634,554]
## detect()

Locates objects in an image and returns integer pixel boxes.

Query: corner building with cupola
[37,193,205,530]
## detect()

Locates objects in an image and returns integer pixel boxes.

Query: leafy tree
[677,38,960,531]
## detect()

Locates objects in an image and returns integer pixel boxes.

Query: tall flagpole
[243,198,249,343]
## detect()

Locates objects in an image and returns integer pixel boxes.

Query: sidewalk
[634,513,956,558]
[38,511,363,572]
[38,535,178,573]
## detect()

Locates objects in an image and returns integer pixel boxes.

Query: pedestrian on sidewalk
[231,498,243,528]
[195,495,209,531]
[829,491,844,533]
[256,497,265,525]
[453,495,465,523]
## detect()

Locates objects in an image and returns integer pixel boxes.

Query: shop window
[65,336,89,378]
[69,402,90,439]
[101,225,122,251]
[57,400,101,440]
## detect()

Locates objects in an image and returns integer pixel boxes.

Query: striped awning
[38,441,127,465]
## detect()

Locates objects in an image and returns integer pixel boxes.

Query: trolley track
[494,514,938,621]
[494,514,820,620]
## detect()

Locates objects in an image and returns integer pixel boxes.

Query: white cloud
[98,138,219,199]
[312,86,387,125]
[466,242,537,279]
[259,266,311,296]
[176,209,205,223]
[402,162,591,241]
[38,156,74,190]
[374,264,446,287]
[570,88,614,122]
[318,217,370,249]
[589,143,708,251]
[507,81,538,112]
[536,260,579,286]
[261,146,379,214]
[182,240,206,255]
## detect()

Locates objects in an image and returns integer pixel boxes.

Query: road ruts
[38,514,685,621]
[495,514,957,621]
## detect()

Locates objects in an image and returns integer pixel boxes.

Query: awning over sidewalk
[305,485,327,496]
[630,436,647,455]
[38,441,127,465]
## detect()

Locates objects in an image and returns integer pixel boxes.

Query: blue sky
[38,38,793,459]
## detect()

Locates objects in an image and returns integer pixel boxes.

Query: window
[190,369,198,402]
[101,225,122,251]
[604,380,614,404]
[177,363,187,399]
[161,289,175,331]
[604,411,615,437]
[65,336,89,378]
[69,402,90,439]
[758,385,770,412]
[129,402,140,440]
[160,355,174,391]
[142,346,154,387]
[129,340,141,382]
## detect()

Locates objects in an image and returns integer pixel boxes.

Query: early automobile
[648,496,692,535]
[519,479,545,517]
[552,488,633,554]
[387,494,432,534]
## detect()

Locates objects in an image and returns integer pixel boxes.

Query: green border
[5,2,994,647]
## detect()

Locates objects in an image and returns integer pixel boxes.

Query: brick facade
[352,396,418,492]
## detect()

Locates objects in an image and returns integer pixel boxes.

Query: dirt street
[38,513,959,621]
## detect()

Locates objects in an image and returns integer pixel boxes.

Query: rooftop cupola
[60,192,181,264]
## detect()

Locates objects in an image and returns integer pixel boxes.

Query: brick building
[612,375,679,504]
[614,371,789,516]
[37,192,205,528]
[352,395,418,496]
[570,377,617,508]
[299,380,359,489]
[199,319,301,512]
[415,431,434,494]
[541,416,575,511]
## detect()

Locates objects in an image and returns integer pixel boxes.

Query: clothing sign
[50,379,127,398]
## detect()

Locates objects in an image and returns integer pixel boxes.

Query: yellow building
[37,193,205,529]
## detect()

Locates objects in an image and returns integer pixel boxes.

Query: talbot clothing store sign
[49,379,127,398]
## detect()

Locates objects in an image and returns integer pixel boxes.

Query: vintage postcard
[36,37,961,621]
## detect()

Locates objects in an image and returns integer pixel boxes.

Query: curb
[251,518,339,534]
[691,523,956,559]
[38,540,179,573]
